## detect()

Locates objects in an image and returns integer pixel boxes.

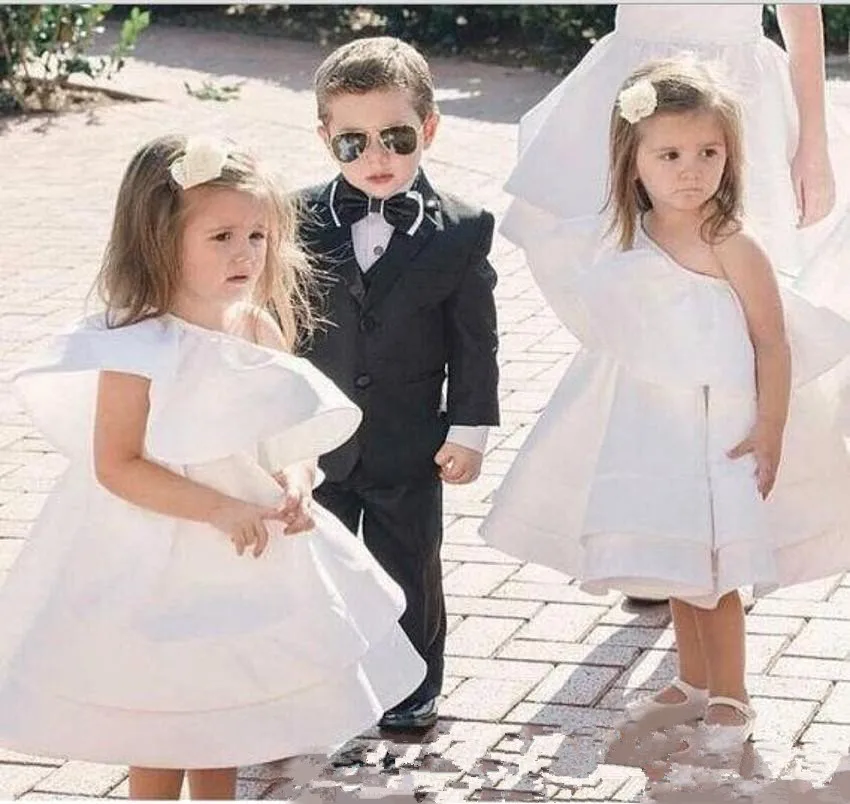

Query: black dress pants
[314,464,446,708]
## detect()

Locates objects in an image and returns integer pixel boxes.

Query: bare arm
[778,4,828,145]
[718,233,792,496]
[776,4,835,224]
[243,306,317,532]
[94,370,285,555]
[94,371,233,520]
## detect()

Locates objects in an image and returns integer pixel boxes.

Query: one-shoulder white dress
[482,216,850,608]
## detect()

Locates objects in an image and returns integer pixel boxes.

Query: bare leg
[653,598,708,703]
[187,768,238,800]
[692,590,749,725]
[129,767,185,800]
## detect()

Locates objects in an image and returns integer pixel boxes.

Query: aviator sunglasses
[330,125,419,163]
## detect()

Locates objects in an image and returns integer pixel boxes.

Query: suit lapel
[306,180,366,308]
[362,173,444,313]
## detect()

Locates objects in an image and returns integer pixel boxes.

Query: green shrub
[822,4,850,52]
[157,4,843,74]
[0,4,149,112]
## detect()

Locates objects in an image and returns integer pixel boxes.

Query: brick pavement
[2,22,850,802]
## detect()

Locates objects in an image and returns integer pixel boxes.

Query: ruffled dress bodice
[0,315,426,769]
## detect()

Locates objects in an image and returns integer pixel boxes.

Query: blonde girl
[0,134,425,798]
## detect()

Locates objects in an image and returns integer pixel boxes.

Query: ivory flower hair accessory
[618,79,658,124]
[169,137,229,190]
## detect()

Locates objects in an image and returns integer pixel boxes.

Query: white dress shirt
[351,209,489,454]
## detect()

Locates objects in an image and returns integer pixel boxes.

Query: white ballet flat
[624,677,709,726]
[699,696,757,752]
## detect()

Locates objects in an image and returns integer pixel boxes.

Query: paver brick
[442,678,539,721]
[446,657,553,683]
[446,616,525,658]
[0,765,56,799]
[787,620,850,660]
[772,657,850,682]
[442,543,524,566]
[494,583,621,607]
[814,682,850,724]
[33,762,127,797]
[751,697,818,745]
[519,604,608,643]
[528,665,620,708]
[498,640,639,669]
[446,595,543,620]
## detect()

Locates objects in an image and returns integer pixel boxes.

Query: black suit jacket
[297,171,500,485]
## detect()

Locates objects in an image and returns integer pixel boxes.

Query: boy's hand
[273,462,317,535]
[434,442,483,484]
[727,419,784,500]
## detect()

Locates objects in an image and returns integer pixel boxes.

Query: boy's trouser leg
[313,478,363,535]
[359,475,445,706]
[314,471,446,705]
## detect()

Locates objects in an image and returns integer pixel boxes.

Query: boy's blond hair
[314,36,437,124]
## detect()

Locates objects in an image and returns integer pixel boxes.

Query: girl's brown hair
[604,57,745,250]
[94,134,317,350]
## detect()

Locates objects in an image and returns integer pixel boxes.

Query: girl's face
[634,109,728,215]
[176,187,269,321]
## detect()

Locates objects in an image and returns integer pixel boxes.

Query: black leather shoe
[625,594,669,605]
[379,697,438,731]
[626,590,756,611]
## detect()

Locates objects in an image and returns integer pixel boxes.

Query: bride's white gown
[509,4,850,285]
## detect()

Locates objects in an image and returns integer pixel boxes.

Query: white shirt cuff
[445,425,488,454]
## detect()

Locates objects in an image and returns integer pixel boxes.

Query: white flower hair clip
[169,137,230,190]
[618,79,658,124]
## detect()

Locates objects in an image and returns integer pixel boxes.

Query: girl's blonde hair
[95,134,317,350]
[604,57,745,250]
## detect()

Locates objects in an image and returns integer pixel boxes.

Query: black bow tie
[331,179,425,235]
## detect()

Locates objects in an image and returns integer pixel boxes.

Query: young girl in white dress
[482,58,850,751]
[512,4,847,285]
[0,135,426,799]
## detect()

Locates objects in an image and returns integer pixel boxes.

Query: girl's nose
[233,244,253,262]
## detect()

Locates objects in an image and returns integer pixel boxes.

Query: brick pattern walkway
[2,23,850,802]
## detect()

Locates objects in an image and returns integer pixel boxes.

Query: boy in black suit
[297,37,499,730]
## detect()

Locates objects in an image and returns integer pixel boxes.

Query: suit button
[354,373,372,389]
[359,315,377,333]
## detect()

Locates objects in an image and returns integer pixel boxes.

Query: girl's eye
[703,148,718,158]
[250,231,266,241]
[213,232,231,242]
[660,151,679,161]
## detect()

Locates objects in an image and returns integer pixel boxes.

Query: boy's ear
[422,112,440,149]
[317,124,332,151]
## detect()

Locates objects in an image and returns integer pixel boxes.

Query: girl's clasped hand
[209,463,317,557]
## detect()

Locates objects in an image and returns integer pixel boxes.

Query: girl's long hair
[604,58,745,250]
[94,134,317,351]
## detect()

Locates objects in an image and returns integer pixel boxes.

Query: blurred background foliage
[142,4,849,74]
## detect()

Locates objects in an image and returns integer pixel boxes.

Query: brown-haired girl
[483,58,850,753]
[0,135,425,798]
